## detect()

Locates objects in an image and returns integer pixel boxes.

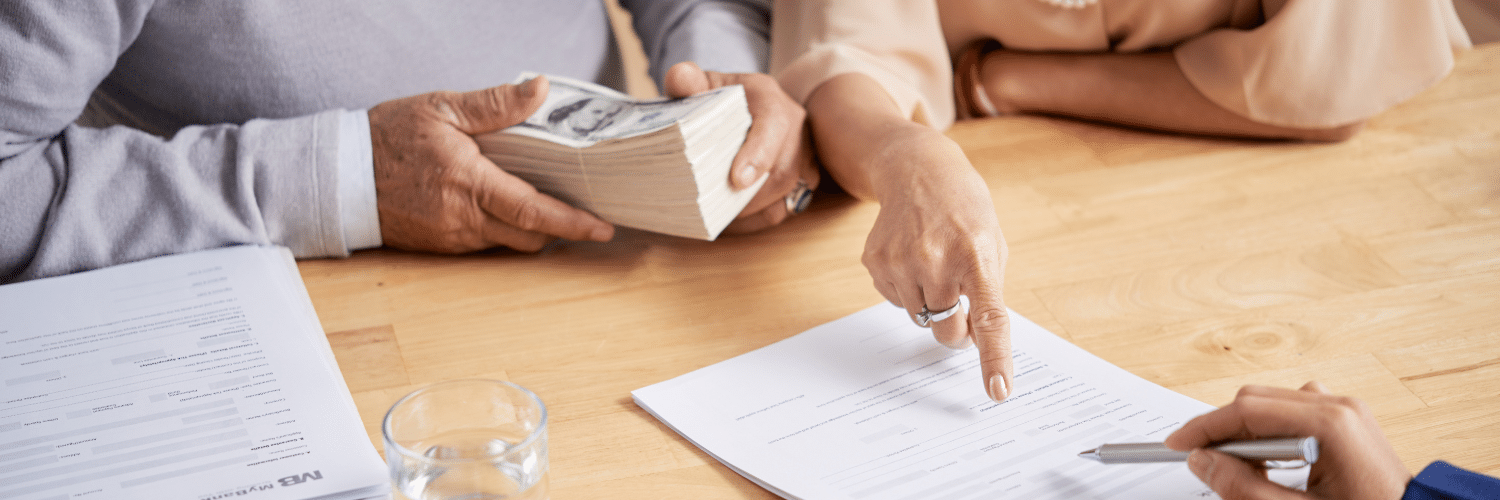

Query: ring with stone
[785,180,813,215]
[914,301,963,328]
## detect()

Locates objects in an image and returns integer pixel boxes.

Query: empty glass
[383,379,549,500]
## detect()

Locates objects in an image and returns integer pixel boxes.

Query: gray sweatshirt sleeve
[0,2,348,283]
[621,0,772,89]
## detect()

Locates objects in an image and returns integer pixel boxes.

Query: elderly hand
[1165,382,1411,500]
[663,62,819,233]
[368,76,614,253]
[862,125,1012,402]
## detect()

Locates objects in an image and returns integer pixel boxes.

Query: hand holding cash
[662,62,822,235]
[369,77,616,254]
[365,62,813,255]
[477,68,806,240]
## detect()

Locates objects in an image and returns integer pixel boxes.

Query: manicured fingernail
[1187,450,1212,479]
[519,77,541,98]
[735,165,758,187]
[590,225,613,241]
[988,375,1009,402]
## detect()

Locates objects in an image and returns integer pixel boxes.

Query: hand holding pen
[1161,381,1410,500]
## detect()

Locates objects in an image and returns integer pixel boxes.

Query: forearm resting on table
[984,51,1362,142]
[804,73,951,200]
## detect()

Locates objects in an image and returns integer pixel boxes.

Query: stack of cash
[476,73,764,241]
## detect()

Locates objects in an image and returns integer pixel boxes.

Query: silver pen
[1078,437,1318,464]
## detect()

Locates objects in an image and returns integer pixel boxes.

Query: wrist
[979,51,1101,115]
[866,125,973,202]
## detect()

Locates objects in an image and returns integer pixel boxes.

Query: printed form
[0,246,387,500]
[634,303,1306,499]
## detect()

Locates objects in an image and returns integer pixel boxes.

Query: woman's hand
[663,62,820,234]
[1164,382,1411,500]
[806,73,1013,402]
[861,125,1012,401]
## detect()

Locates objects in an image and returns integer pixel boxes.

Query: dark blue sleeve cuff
[1401,461,1500,500]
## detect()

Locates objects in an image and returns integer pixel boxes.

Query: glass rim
[381,378,549,463]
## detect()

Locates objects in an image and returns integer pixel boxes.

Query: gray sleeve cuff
[335,109,382,251]
[7,109,357,282]
[241,109,348,259]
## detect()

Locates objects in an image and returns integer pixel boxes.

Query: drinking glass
[383,379,549,500]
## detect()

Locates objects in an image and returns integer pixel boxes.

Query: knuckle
[425,92,460,122]
[788,102,807,120]
[434,209,468,236]
[966,237,1003,266]
[1234,386,1258,401]
[435,231,469,253]
[484,86,523,118]
[423,91,452,106]
[968,305,1009,333]
[1317,402,1361,429]
[1347,397,1374,417]
[484,86,512,108]
[861,246,888,270]
[438,219,466,237]
[1330,396,1369,420]
[1233,393,1271,414]
[507,200,545,231]
[916,242,946,266]
[462,90,504,128]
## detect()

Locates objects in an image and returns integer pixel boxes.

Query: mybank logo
[278,470,323,487]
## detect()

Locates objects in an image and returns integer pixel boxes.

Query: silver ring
[785,180,813,215]
[914,302,963,328]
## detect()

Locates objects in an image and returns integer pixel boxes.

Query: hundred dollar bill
[504,72,740,148]
[476,72,759,241]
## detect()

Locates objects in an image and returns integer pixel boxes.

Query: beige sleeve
[1174,0,1471,129]
[771,0,956,129]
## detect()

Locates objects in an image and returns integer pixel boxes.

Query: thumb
[664,61,712,98]
[1189,450,1308,500]
[447,76,550,134]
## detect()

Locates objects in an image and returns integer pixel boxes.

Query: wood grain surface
[303,44,1500,498]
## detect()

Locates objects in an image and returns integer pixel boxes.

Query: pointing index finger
[964,250,1012,402]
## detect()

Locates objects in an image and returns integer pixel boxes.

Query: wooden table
[299,44,1500,498]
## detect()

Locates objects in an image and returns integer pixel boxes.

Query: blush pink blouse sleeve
[770,0,957,129]
[1173,0,1471,129]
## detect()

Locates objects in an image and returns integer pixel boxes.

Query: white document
[0,246,388,500]
[634,303,1305,499]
